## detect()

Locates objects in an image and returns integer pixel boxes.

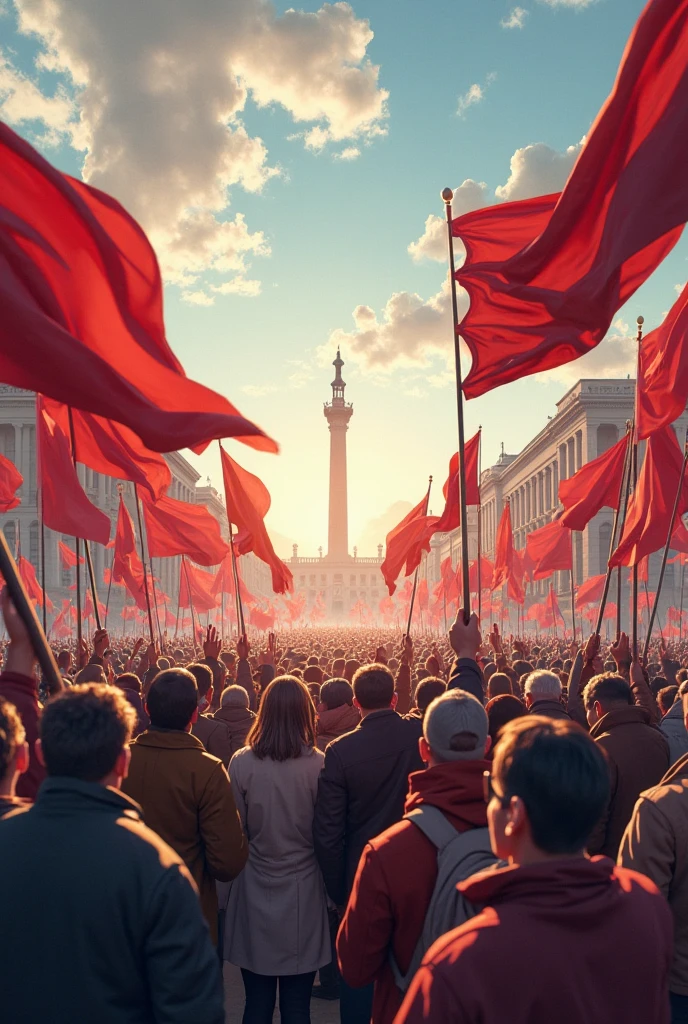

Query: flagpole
[39,488,47,635]
[569,565,576,645]
[680,560,685,642]
[477,425,483,626]
[133,484,155,645]
[406,476,433,636]
[443,188,471,623]
[631,316,644,659]
[66,408,102,635]
[219,442,246,639]
[643,427,688,663]
[594,421,634,635]
[181,555,198,644]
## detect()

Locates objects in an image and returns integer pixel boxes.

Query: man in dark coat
[524,670,571,720]
[0,682,224,1024]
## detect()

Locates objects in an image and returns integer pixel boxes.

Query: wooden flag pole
[570,565,576,645]
[595,421,634,635]
[681,560,686,642]
[39,488,47,635]
[631,317,644,659]
[66,408,101,634]
[477,425,483,625]
[219,442,246,640]
[133,484,155,645]
[181,555,198,645]
[406,476,433,636]
[443,188,471,623]
[643,427,688,663]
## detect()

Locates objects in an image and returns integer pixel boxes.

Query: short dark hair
[115,672,141,694]
[583,673,633,711]
[0,698,25,779]
[74,665,107,685]
[146,669,198,730]
[303,665,324,685]
[187,662,213,700]
[353,664,395,710]
[415,677,447,713]
[319,678,354,711]
[493,716,610,854]
[487,672,512,699]
[40,684,135,782]
[658,685,679,716]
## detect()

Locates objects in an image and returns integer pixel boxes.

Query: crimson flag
[58,541,84,571]
[219,446,293,596]
[469,555,494,595]
[18,556,52,611]
[559,435,628,531]
[37,399,111,545]
[548,586,564,630]
[142,493,228,567]
[83,589,106,622]
[381,495,439,597]
[611,426,688,568]
[178,560,219,613]
[491,503,517,592]
[212,555,256,607]
[0,123,275,455]
[636,282,688,440]
[0,451,21,513]
[251,606,276,631]
[574,574,606,610]
[433,431,481,534]
[454,0,688,399]
[417,578,429,611]
[525,519,573,580]
[112,495,148,609]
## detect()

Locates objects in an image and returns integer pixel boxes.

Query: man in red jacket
[337,614,493,1024]
[396,716,673,1024]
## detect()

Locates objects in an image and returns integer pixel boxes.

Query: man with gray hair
[337,688,496,1024]
[524,670,571,721]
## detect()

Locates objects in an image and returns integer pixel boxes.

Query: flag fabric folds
[454,0,688,399]
[37,399,111,546]
[112,495,148,610]
[0,122,276,455]
[219,446,293,596]
[58,541,84,570]
[469,555,494,595]
[381,494,438,596]
[574,573,607,610]
[142,493,229,567]
[433,431,481,534]
[178,560,218,613]
[491,502,523,603]
[559,435,628,531]
[636,281,688,440]
[0,451,22,513]
[525,519,573,580]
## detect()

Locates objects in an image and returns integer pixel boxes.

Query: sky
[1,0,686,557]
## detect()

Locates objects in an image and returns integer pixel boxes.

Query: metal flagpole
[477,425,483,625]
[132,484,155,645]
[406,476,433,636]
[443,188,471,623]
[681,560,686,642]
[570,565,576,645]
[39,489,47,635]
[181,555,198,644]
[595,421,634,635]
[631,317,644,659]
[219,442,246,639]
[66,408,102,635]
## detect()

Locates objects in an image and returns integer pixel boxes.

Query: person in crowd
[213,684,256,756]
[446,613,485,702]
[485,693,528,749]
[114,671,150,737]
[395,716,673,1024]
[405,677,447,727]
[0,695,30,818]
[659,685,680,717]
[0,681,224,1023]
[188,661,235,765]
[338,685,495,1024]
[583,667,670,858]
[316,677,360,749]
[122,667,248,944]
[236,634,257,710]
[313,661,424,1022]
[486,671,512,700]
[523,670,571,719]
[224,675,330,1024]
[661,679,688,764]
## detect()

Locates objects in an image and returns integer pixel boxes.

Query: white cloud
[181,289,215,306]
[676,282,687,296]
[335,146,361,161]
[495,140,582,201]
[0,54,86,148]
[536,322,636,386]
[212,276,263,298]
[538,0,596,7]
[501,7,529,29]
[408,179,490,263]
[8,0,388,301]
[457,83,484,118]
[241,383,278,397]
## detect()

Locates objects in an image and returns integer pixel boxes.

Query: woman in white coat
[225,675,330,1023]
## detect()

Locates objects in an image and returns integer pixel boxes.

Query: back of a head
[483,662,497,683]
[487,672,512,700]
[524,670,562,703]
[187,662,213,701]
[320,677,354,711]
[220,684,250,710]
[39,684,135,782]
[303,665,324,686]
[0,697,25,779]
[492,716,610,854]
[248,675,316,761]
[650,675,668,698]
[221,651,236,670]
[332,657,346,676]
[115,672,141,694]
[57,650,71,670]
[344,659,360,683]
[74,665,107,685]
[582,673,633,713]
[352,663,395,710]
[658,685,678,716]
[146,669,198,731]
[415,677,447,714]
[424,689,488,762]
[485,693,528,743]
[512,659,532,678]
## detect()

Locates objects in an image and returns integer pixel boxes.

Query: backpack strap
[403,805,460,851]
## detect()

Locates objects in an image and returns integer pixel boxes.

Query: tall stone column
[324,350,353,560]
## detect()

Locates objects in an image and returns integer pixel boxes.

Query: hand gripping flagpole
[405,475,433,637]
[443,188,471,623]
[643,427,688,663]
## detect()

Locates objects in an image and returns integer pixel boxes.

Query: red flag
[37,399,111,545]
[575,574,606,610]
[454,0,688,399]
[142,493,228,567]
[212,555,256,607]
[42,398,171,501]
[636,282,688,440]
[83,589,106,622]
[525,519,572,580]
[0,451,21,513]
[251,605,276,631]
[112,494,148,609]
[433,431,481,534]
[0,123,275,455]
[417,578,429,611]
[219,446,293,596]
[18,556,52,610]
[491,502,517,592]
[559,435,628,531]
[381,495,438,596]
[58,541,84,570]
[548,586,564,629]
[469,555,494,595]
[178,560,219,613]
[611,426,688,568]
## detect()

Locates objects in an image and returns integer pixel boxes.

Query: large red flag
[381,494,439,596]
[18,556,52,611]
[0,451,21,512]
[432,431,481,534]
[525,519,573,580]
[469,555,494,595]
[548,587,565,629]
[219,446,293,596]
[454,0,688,399]
[559,435,628,531]
[251,606,276,631]
[417,578,429,611]
[37,399,111,545]
[178,560,219,613]
[491,502,517,592]
[636,282,688,440]
[42,398,171,501]
[574,574,606,610]
[0,122,275,455]
[112,494,148,609]
[611,426,688,567]
[142,494,228,567]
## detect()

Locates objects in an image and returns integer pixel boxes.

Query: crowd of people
[1,598,688,1023]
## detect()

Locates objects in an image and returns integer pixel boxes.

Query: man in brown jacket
[619,693,688,1024]
[122,668,248,943]
[188,662,235,766]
